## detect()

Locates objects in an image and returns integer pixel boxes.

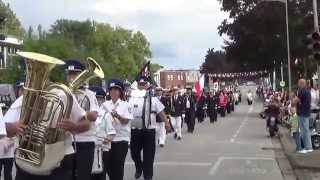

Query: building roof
[0,35,23,47]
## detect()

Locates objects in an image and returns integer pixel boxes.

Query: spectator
[296,79,313,153]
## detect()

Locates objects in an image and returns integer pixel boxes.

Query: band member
[65,60,98,180]
[219,91,228,117]
[207,91,218,123]
[0,103,5,138]
[196,92,206,123]
[129,76,169,180]
[0,77,24,180]
[89,86,116,180]
[184,86,196,133]
[0,136,15,180]
[169,87,185,140]
[155,87,168,147]
[101,79,133,180]
[4,88,94,180]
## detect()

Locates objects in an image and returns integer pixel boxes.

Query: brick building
[154,69,200,89]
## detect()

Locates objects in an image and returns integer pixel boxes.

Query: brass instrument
[15,52,73,175]
[69,57,104,111]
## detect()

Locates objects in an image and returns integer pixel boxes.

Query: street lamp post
[285,0,292,91]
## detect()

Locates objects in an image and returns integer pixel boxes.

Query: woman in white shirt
[90,86,116,180]
[100,79,133,180]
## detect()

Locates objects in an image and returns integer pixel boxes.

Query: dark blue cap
[89,86,106,98]
[107,79,124,91]
[64,59,84,72]
[16,77,25,87]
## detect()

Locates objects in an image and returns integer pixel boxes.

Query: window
[178,75,180,81]
[181,74,184,80]
[167,75,170,81]
[171,75,173,81]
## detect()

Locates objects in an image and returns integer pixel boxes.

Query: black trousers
[185,109,195,132]
[91,151,111,180]
[15,154,74,180]
[196,109,205,123]
[130,129,156,179]
[0,158,13,180]
[106,141,128,180]
[73,142,95,180]
[220,107,226,117]
[208,109,217,123]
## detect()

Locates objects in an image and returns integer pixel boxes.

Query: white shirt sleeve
[70,95,86,123]
[87,90,100,113]
[2,97,22,124]
[153,98,165,114]
[0,108,6,136]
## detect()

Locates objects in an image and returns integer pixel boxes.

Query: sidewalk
[278,126,320,179]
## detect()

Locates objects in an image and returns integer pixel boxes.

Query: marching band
[0,51,241,180]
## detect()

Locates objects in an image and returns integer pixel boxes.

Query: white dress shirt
[129,89,165,130]
[100,99,133,142]
[75,88,100,142]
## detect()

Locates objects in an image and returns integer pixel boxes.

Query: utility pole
[313,0,320,86]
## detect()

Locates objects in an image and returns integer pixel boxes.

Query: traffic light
[307,32,320,60]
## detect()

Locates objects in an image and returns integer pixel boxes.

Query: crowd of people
[259,78,320,154]
[0,56,246,180]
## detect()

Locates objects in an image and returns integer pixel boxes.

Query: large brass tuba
[69,57,104,111]
[15,52,73,175]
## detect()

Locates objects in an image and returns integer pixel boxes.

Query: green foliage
[217,0,317,77]
[22,19,155,83]
[0,0,25,37]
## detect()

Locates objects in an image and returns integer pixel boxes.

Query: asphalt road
[124,94,284,180]
[1,86,286,180]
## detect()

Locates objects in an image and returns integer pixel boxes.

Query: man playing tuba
[3,52,95,180]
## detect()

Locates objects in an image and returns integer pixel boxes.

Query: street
[124,93,286,180]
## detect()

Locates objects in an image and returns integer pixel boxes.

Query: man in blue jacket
[296,79,313,153]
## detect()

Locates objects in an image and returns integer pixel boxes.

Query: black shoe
[174,133,177,139]
[177,137,182,140]
[135,170,142,179]
[160,144,164,148]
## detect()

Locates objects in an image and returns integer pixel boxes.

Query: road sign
[280,81,285,87]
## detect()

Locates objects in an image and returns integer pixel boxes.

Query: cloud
[4,0,228,69]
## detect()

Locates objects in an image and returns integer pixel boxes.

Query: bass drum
[91,145,103,174]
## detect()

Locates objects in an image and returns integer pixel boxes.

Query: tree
[217,0,317,78]
[0,1,25,38]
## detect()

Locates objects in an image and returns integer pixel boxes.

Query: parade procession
[2,0,320,180]
[0,50,243,180]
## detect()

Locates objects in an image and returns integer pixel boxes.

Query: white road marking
[208,156,275,176]
[230,105,254,143]
[125,161,212,166]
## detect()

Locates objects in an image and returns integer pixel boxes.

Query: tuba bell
[15,52,73,175]
[69,57,104,111]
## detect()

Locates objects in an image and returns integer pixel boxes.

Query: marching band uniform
[155,87,167,147]
[0,137,15,180]
[169,87,184,140]
[0,104,6,138]
[101,79,133,180]
[65,60,99,180]
[89,86,116,180]
[207,92,218,123]
[129,76,167,180]
[196,93,206,123]
[3,89,89,180]
[184,87,196,133]
[0,79,24,180]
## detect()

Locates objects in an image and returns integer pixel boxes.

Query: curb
[278,126,320,170]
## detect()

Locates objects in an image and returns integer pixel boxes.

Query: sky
[3,0,229,69]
